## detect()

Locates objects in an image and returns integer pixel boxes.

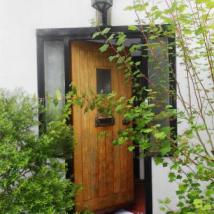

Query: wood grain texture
[72,42,83,208]
[71,41,134,212]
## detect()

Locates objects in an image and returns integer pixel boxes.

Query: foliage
[0,89,78,214]
[80,92,119,117]
[90,0,214,213]
[66,87,131,118]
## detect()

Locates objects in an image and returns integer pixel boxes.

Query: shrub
[0,89,77,214]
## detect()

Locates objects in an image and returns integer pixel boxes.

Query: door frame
[37,25,176,214]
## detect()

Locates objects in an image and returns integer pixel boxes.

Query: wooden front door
[71,41,134,212]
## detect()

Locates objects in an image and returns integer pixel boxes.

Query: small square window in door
[96,68,111,94]
[96,68,114,127]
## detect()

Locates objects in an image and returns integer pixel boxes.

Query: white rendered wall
[152,159,178,214]
[0,0,179,213]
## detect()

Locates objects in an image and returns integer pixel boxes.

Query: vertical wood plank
[87,50,98,199]
[111,65,121,194]
[105,127,114,195]
[101,53,114,195]
[117,69,128,193]
[79,47,91,201]
[72,43,83,207]
[97,127,107,197]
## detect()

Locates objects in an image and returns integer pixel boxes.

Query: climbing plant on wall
[88,0,214,213]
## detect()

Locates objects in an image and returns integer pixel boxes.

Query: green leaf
[55,89,62,101]
[128,146,135,152]
[135,61,141,66]
[99,44,109,52]
[193,199,203,208]
[125,6,135,11]
[128,25,138,31]
[129,44,143,53]
[109,55,117,62]
[142,128,153,133]
[168,172,176,182]
[140,141,151,150]
[116,33,126,46]
[160,142,171,156]
[101,27,111,35]
[92,32,100,39]
[154,131,167,140]
[117,45,125,52]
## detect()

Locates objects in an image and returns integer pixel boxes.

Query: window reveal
[96,68,111,94]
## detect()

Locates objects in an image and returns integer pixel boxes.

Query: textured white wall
[0,0,138,93]
[152,159,178,214]
[0,0,95,93]
[0,1,179,213]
